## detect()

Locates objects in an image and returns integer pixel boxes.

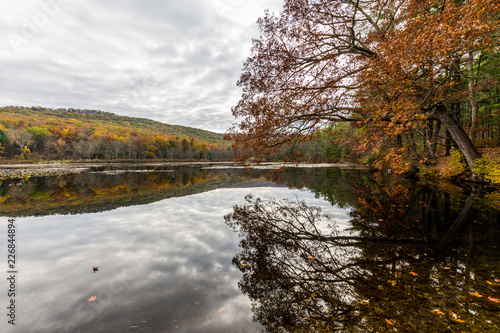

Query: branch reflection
[225,192,499,332]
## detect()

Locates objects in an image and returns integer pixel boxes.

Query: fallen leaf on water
[452,318,465,323]
[468,291,483,298]
[219,307,226,313]
[242,263,248,266]
[88,296,97,302]
[359,299,370,305]
[432,309,444,315]
[311,293,317,298]
[486,280,493,285]
[388,280,396,286]
[488,297,499,303]
[130,326,139,328]
[385,319,393,325]
[409,272,418,276]
[308,256,315,259]
[443,267,451,270]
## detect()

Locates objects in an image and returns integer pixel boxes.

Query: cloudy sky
[0,0,284,133]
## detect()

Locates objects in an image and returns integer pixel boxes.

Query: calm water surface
[0,164,498,332]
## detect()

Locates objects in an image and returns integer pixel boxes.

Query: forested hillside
[0,106,233,161]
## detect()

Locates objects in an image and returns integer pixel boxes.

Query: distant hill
[0,106,232,161]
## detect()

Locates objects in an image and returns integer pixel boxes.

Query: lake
[0,164,499,332]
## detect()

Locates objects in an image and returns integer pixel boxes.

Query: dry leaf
[359,299,370,305]
[443,267,451,270]
[468,291,483,298]
[388,280,396,286]
[88,296,97,302]
[409,272,418,276]
[311,293,317,298]
[488,297,499,303]
[219,307,226,313]
[432,309,444,315]
[385,319,393,325]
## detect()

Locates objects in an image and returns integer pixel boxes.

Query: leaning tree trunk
[433,103,482,179]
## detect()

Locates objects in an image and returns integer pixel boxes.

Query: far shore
[0,160,369,181]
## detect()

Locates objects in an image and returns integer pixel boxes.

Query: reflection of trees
[226,195,499,332]
[0,167,264,217]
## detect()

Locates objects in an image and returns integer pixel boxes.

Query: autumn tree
[227,0,500,177]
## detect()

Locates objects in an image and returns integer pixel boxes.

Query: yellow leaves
[311,293,317,298]
[88,296,97,302]
[385,319,394,325]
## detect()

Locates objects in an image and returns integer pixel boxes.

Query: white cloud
[0,0,283,132]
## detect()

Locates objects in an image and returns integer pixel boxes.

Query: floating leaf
[486,280,493,285]
[432,309,444,315]
[242,263,248,266]
[311,293,317,298]
[409,272,418,276]
[388,280,396,286]
[385,319,393,325]
[308,256,315,259]
[359,299,370,305]
[468,291,483,298]
[219,307,226,313]
[488,297,499,303]
[88,296,97,302]
[443,267,451,270]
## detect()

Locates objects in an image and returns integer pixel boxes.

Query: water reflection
[0,166,498,332]
[0,166,274,217]
[225,183,500,332]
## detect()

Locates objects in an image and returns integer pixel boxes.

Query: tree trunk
[433,104,481,177]
[467,52,479,140]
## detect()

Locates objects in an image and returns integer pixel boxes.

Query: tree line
[0,106,233,161]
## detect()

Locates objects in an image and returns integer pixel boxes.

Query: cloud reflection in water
[5,187,349,332]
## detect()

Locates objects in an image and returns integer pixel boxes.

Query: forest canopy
[226,0,500,176]
[0,106,232,161]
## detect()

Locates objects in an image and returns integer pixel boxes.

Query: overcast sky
[0,0,283,133]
